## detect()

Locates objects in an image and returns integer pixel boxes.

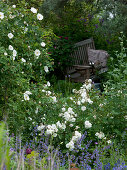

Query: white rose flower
[35,107,39,114]
[75,131,82,138]
[61,123,66,130]
[88,79,92,83]
[63,112,71,121]
[95,132,105,139]
[66,140,74,150]
[30,7,37,13]
[71,117,76,122]
[77,101,81,105]
[72,131,81,142]
[47,81,50,87]
[107,140,112,144]
[62,107,66,112]
[12,5,16,8]
[59,113,63,117]
[34,49,41,57]
[81,106,86,111]
[68,107,73,113]
[0,12,4,19]
[95,132,99,137]
[4,52,8,56]
[81,91,87,98]
[21,58,26,63]
[42,89,45,92]
[37,124,45,131]
[98,132,105,139]
[13,50,17,57]
[99,104,103,107]
[9,45,13,50]
[37,13,43,20]
[8,33,14,39]
[124,115,127,119]
[86,84,92,90]
[51,96,57,103]
[46,91,51,95]
[9,14,15,19]
[41,42,46,47]
[81,98,86,103]
[24,27,28,33]
[44,66,49,73]
[75,126,79,130]
[84,120,92,129]
[24,94,29,101]
[56,121,61,127]
[72,89,76,93]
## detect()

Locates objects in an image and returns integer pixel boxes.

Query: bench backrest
[67,38,95,74]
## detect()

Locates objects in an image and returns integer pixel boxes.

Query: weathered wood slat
[66,38,95,78]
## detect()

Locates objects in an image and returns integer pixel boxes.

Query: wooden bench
[66,38,95,82]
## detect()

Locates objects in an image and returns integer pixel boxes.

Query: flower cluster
[8,45,17,60]
[66,131,82,150]
[72,79,93,106]
[30,7,43,20]
[59,107,77,122]
[45,124,58,137]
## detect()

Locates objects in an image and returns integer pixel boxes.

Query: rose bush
[0,1,54,135]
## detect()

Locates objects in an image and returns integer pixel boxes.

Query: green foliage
[48,36,74,79]
[105,33,127,84]
[0,122,11,169]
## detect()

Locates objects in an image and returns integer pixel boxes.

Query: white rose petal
[30,7,37,13]
[0,12,4,19]
[37,13,43,20]
[8,33,14,39]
